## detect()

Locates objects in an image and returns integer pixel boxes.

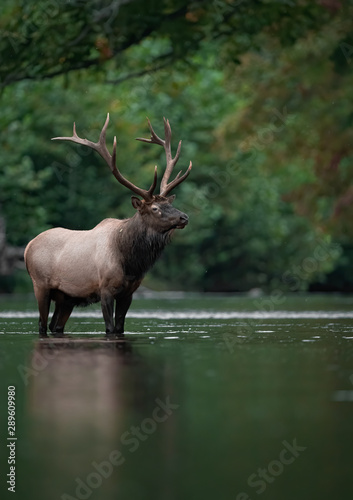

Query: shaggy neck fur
[117,213,172,280]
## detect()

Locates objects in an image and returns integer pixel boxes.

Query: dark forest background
[1,0,353,293]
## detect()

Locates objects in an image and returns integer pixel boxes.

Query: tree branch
[106,53,174,85]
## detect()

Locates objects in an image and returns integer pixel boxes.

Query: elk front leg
[114,295,132,336]
[101,293,115,337]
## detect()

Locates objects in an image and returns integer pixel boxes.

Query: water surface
[0,293,352,500]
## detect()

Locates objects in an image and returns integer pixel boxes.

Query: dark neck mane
[117,214,171,280]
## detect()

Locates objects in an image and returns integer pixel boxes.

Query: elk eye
[152,206,159,212]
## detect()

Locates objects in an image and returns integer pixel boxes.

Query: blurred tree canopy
[0,0,331,87]
[0,0,353,292]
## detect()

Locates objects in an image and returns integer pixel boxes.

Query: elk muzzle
[176,212,189,229]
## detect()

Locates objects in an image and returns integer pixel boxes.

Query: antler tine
[52,114,156,202]
[136,117,191,197]
[136,118,164,146]
[96,113,111,165]
[109,137,157,198]
[52,113,112,167]
[148,166,158,197]
[161,161,192,197]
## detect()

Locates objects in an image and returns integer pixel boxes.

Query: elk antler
[136,118,192,197]
[52,113,157,202]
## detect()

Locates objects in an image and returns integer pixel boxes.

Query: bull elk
[24,114,192,338]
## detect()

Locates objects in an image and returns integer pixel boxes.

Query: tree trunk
[0,217,25,275]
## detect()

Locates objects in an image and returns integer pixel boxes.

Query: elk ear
[167,194,176,204]
[131,196,143,210]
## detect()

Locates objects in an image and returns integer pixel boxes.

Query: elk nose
[180,213,189,224]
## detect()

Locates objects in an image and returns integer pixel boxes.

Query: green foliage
[0,0,330,87]
[1,0,352,292]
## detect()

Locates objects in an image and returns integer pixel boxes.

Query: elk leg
[34,286,50,338]
[49,290,65,333]
[49,303,60,333]
[49,291,65,333]
[114,295,132,336]
[50,300,74,337]
[101,293,115,337]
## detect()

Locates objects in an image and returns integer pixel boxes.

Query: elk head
[52,114,191,232]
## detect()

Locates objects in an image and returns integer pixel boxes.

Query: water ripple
[2,310,353,319]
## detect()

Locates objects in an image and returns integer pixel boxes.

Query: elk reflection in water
[28,339,136,497]
[26,337,177,499]
[30,339,132,439]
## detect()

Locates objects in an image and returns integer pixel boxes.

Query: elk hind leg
[34,286,51,338]
[49,292,74,337]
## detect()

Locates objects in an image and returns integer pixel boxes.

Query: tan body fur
[25,219,137,300]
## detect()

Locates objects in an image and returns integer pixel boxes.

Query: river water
[0,293,353,500]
